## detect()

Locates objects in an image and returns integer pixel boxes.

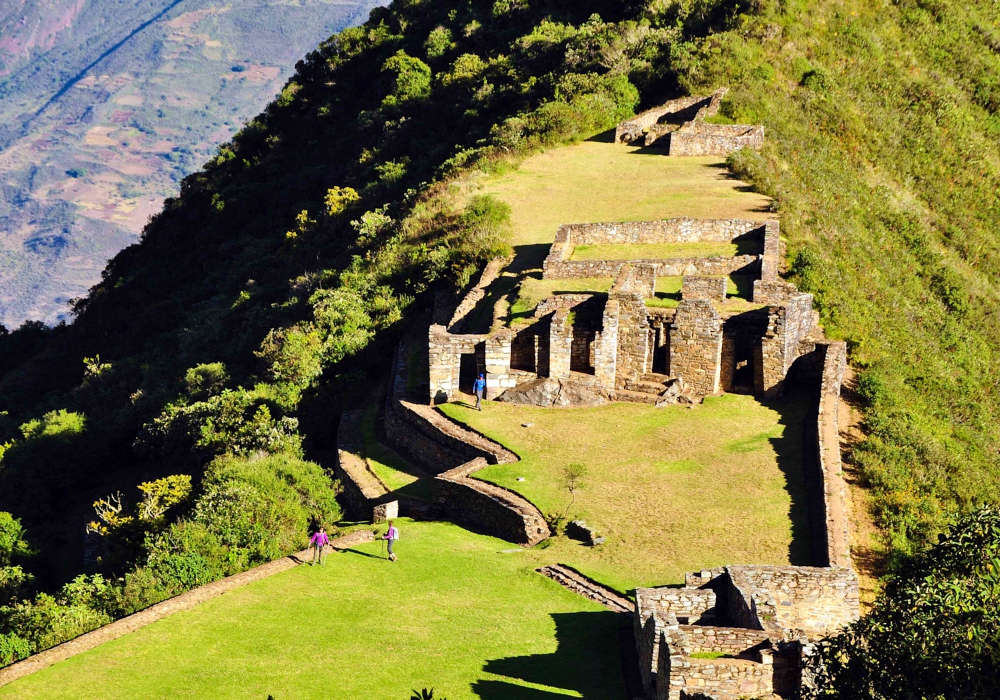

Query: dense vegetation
[807,506,1000,699]
[0,0,999,676]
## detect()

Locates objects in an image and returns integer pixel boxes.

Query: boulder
[496,377,609,408]
[566,519,605,546]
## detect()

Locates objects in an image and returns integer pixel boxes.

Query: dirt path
[839,366,884,610]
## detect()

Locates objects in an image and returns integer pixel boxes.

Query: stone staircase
[616,372,675,404]
[537,564,633,614]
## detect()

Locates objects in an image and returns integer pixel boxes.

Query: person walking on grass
[310,527,329,565]
[473,373,486,411]
[382,520,400,562]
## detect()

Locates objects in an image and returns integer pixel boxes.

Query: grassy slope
[464,139,769,331]
[440,395,811,593]
[695,0,1000,553]
[0,521,627,700]
[480,140,771,249]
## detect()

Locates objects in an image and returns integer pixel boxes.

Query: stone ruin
[635,565,860,700]
[428,215,835,406]
[615,87,764,157]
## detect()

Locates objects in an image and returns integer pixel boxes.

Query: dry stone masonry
[616,87,765,157]
[636,566,859,700]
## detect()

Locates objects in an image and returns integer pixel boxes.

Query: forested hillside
[0,0,998,669]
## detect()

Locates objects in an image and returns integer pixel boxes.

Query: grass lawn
[439,395,812,594]
[570,242,752,260]
[0,521,627,700]
[359,405,436,501]
[480,139,771,249]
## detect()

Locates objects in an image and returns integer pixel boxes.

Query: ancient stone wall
[428,324,486,403]
[434,458,550,546]
[802,341,851,568]
[615,95,712,144]
[667,123,765,157]
[757,294,816,397]
[334,410,390,520]
[669,299,723,396]
[656,632,774,700]
[681,276,727,301]
[550,218,767,247]
[548,310,574,379]
[752,278,799,304]
[613,263,657,297]
[726,565,860,641]
[612,293,652,388]
[760,220,781,282]
[677,624,770,656]
[544,256,758,280]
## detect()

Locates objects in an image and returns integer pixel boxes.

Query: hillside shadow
[586,129,616,143]
[473,611,629,699]
[761,393,814,566]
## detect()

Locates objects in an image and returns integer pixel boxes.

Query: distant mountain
[0,0,382,327]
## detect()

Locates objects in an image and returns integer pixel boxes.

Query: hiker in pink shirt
[382,521,399,562]
[310,527,330,565]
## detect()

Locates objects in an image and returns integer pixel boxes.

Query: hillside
[0,0,999,684]
[0,0,382,326]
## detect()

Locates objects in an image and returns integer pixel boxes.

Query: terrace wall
[667,122,765,157]
[434,458,550,546]
[334,410,389,520]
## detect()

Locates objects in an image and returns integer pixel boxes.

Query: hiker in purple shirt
[310,527,330,565]
[382,520,399,562]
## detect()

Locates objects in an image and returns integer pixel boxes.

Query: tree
[561,463,587,521]
[806,505,1000,699]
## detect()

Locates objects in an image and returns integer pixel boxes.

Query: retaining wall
[667,123,765,157]
[615,94,713,144]
[334,410,390,519]
[434,458,551,546]
[544,256,758,280]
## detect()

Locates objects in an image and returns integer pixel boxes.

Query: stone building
[615,87,764,157]
[427,216,823,405]
[635,566,860,700]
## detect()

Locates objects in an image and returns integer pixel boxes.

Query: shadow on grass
[460,244,551,334]
[761,393,814,566]
[474,611,629,699]
[337,548,386,560]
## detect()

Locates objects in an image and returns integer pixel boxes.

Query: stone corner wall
[760,220,780,281]
[757,293,816,398]
[434,458,551,546]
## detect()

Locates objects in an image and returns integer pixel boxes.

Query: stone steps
[628,380,668,395]
[641,372,673,384]
[613,389,661,405]
[537,564,633,614]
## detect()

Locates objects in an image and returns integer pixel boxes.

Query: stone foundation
[681,276,728,301]
[666,122,765,157]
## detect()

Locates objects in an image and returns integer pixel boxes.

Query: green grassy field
[0,521,626,700]
[481,140,772,249]
[440,395,811,593]
[570,242,749,260]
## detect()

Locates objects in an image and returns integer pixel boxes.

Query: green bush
[807,506,1000,699]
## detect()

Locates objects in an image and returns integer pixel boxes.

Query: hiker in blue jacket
[473,373,486,411]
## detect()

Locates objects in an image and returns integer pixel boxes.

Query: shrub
[807,506,1000,699]
[183,363,229,400]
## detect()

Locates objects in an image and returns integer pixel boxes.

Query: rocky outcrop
[495,377,610,407]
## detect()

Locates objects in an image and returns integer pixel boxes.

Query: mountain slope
[0,0,998,669]
[0,0,382,326]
